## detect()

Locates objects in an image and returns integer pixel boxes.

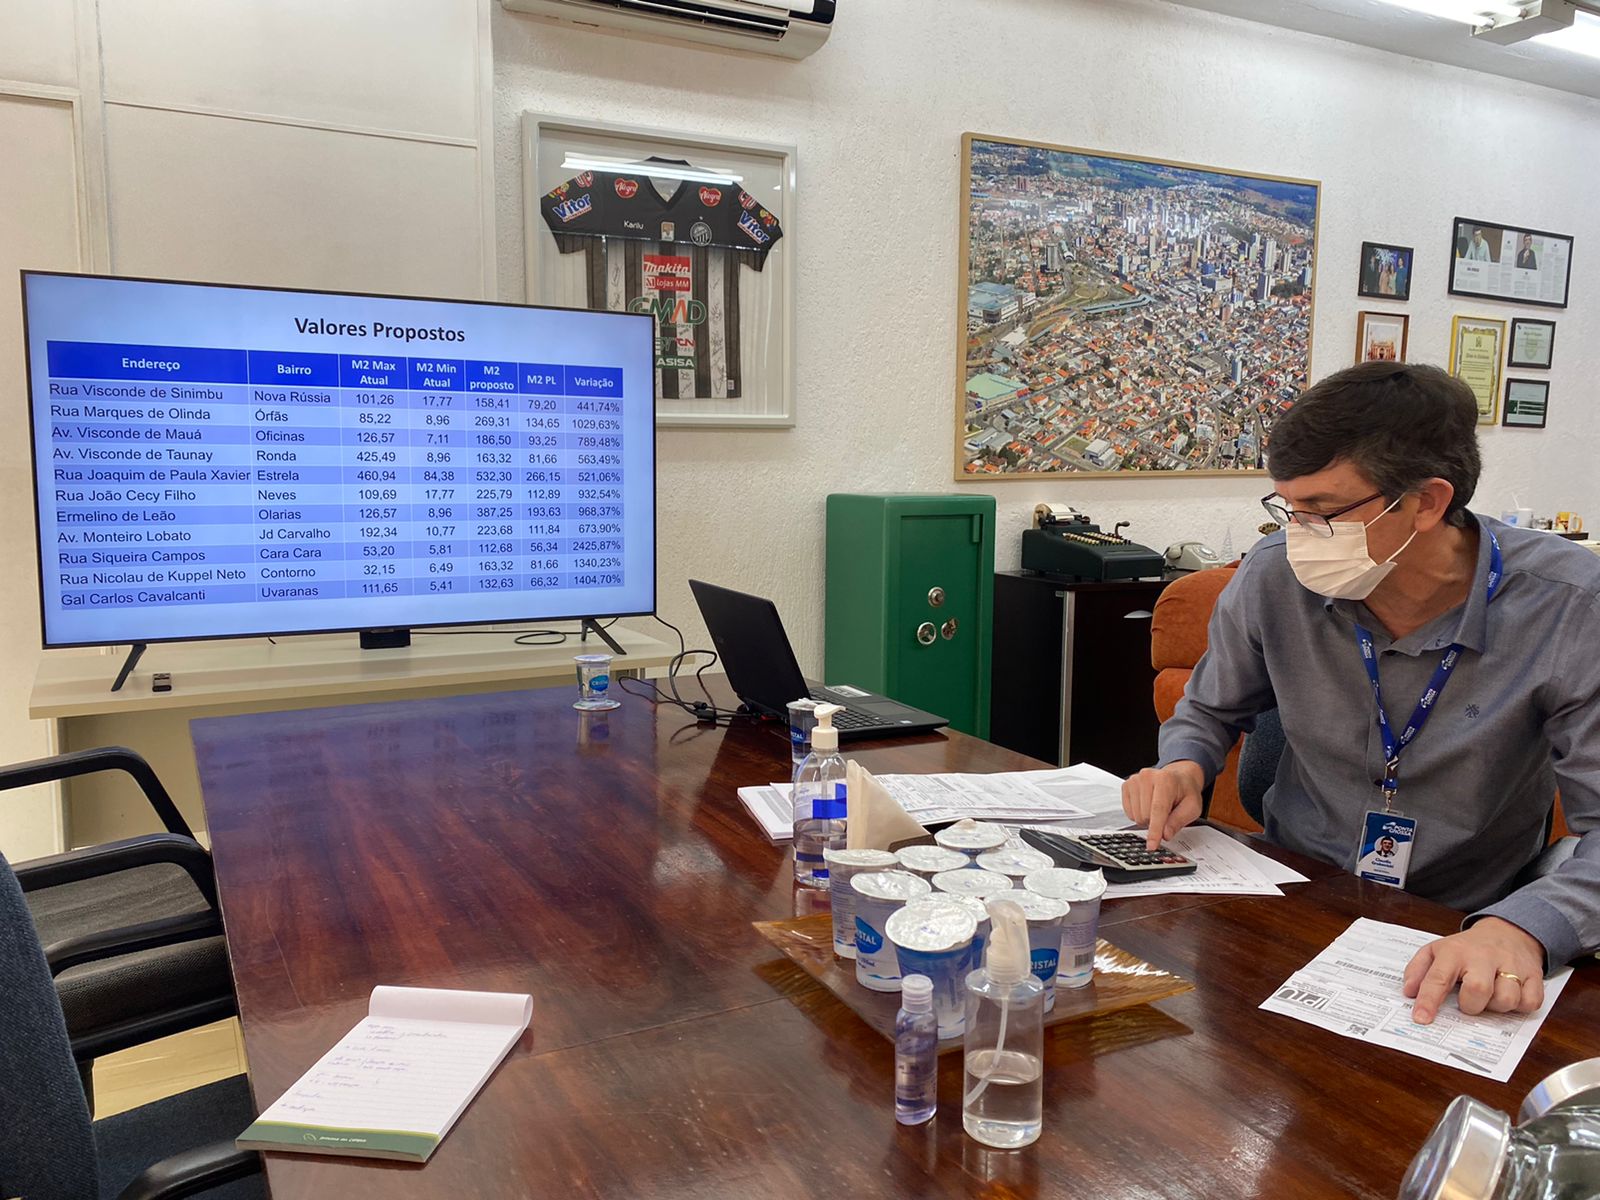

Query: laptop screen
[688,580,811,717]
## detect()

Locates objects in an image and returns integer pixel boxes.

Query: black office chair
[2,748,237,1106]
[1238,707,1286,827]
[0,845,264,1200]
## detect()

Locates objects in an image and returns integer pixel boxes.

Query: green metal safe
[824,494,996,738]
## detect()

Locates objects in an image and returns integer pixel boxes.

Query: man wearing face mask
[1123,361,1600,1025]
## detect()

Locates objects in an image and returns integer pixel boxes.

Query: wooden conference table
[191,682,1600,1199]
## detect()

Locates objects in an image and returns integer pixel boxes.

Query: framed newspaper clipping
[1448,218,1573,310]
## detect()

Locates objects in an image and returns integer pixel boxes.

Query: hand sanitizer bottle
[963,897,1045,1148]
[895,974,938,1125]
[792,703,847,888]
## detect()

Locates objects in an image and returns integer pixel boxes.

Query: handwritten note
[237,986,532,1161]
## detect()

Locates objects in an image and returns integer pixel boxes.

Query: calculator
[1020,828,1197,883]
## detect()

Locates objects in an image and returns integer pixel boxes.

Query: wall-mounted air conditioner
[500,0,835,60]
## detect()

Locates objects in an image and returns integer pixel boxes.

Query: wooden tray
[753,913,1193,1054]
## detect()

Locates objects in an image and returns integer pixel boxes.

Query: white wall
[0,0,495,857]
[493,0,1600,674]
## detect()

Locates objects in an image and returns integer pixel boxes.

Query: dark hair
[1267,362,1481,528]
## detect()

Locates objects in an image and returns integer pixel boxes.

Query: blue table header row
[44,341,622,396]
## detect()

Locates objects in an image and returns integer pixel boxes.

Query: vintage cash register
[1020,504,1165,582]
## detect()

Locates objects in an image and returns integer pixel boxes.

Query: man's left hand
[1402,917,1545,1024]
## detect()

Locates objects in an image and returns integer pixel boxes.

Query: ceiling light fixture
[1533,7,1600,54]
[1368,0,1528,24]
[1472,0,1577,43]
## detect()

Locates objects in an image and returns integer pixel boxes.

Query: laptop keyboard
[807,690,880,729]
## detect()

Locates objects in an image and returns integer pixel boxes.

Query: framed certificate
[1448,218,1573,309]
[1507,318,1556,369]
[1448,315,1506,425]
[1503,379,1549,429]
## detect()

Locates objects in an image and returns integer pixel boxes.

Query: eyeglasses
[1260,491,1386,538]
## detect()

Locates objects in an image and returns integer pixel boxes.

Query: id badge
[1355,810,1418,888]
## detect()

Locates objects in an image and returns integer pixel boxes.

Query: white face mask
[1284,495,1418,601]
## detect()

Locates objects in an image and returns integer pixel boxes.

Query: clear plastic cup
[931,893,992,975]
[895,844,970,880]
[852,871,932,991]
[823,848,899,959]
[888,900,978,1040]
[573,653,620,711]
[786,698,820,779]
[931,869,1014,900]
[933,820,1009,863]
[1024,867,1106,988]
[975,846,1055,883]
[1006,891,1070,1012]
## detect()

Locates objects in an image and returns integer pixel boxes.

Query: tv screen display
[23,272,655,648]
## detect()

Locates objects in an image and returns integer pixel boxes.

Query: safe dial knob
[916,622,937,646]
[941,619,958,641]
[928,587,946,608]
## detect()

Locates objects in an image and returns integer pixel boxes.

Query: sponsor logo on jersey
[758,207,777,228]
[643,255,692,293]
[552,194,593,223]
[546,183,569,200]
[737,211,771,245]
[629,294,706,327]
[575,171,594,188]
[660,221,676,241]
[738,191,758,210]
[614,178,639,199]
[699,186,722,207]
[689,221,714,246]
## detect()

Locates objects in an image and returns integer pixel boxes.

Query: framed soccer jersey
[525,115,796,428]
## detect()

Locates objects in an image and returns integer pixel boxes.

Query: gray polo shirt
[1159,513,1600,967]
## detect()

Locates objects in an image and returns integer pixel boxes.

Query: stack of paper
[1008,825,1310,898]
[736,763,1125,842]
[1261,918,1572,1081]
[237,986,532,1162]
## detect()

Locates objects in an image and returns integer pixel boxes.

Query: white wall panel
[0,94,82,860]
[0,0,78,88]
[99,0,481,139]
[105,105,484,297]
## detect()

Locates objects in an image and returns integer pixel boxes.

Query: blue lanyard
[1353,530,1502,809]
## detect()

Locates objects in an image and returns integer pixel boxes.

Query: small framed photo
[1355,311,1409,364]
[1358,241,1414,301]
[1503,378,1549,429]
[1508,318,1556,369]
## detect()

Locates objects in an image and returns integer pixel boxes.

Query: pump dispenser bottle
[963,897,1045,1147]
[792,703,847,887]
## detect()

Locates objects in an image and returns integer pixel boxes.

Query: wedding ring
[1496,971,1524,984]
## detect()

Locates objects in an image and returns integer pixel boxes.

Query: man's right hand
[1121,761,1207,850]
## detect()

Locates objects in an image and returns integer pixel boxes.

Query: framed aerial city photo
[1508,318,1557,369]
[1503,378,1550,429]
[1356,311,1409,364]
[957,133,1320,477]
[1448,218,1573,310]
[1358,241,1413,301]
[1448,314,1507,426]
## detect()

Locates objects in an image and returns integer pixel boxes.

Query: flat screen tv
[23,271,656,651]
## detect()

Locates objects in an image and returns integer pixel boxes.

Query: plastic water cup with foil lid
[823,848,899,960]
[1003,891,1070,1013]
[852,871,932,992]
[922,893,992,975]
[1024,867,1106,989]
[931,869,1014,900]
[933,819,1009,861]
[1400,1092,1600,1200]
[976,846,1055,882]
[896,844,970,880]
[887,900,978,1039]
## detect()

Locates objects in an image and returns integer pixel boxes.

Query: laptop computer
[689,579,949,739]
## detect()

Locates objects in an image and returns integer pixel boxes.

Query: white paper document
[237,986,533,1161]
[739,764,1119,841]
[1009,824,1309,898]
[1260,918,1572,1082]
